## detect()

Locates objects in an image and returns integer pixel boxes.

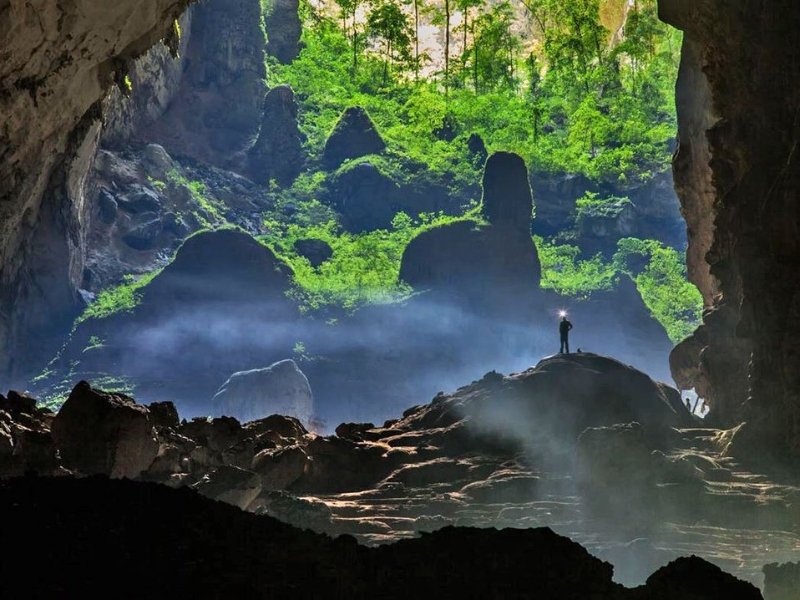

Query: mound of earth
[40,229,298,411]
[0,475,762,599]
[399,151,540,314]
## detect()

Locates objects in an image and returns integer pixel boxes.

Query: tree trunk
[445,0,451,96]
[414,0,420,81]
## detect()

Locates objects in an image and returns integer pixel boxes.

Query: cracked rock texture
[661,0,800,455]
[0,0,193,384]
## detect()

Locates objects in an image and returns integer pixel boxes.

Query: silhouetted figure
[559,316,573,354]
[685,398,692,413]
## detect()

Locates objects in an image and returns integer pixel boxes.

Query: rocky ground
[0,476,763,599]
[3,353,798,593]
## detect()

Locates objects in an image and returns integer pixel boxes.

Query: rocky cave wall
[660,0,800,455]
[0,0,195,385]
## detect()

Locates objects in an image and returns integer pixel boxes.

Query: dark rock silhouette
[293,238,333,267]
[323,107,386,169]
[662,1,800,458]
[52,381,158,479]
[399,151,540,313]
[266,0,302,64]
[247,85,305,185]
[0,475,763,598]
[481,151,534,234]
[212,359,314,426]
[43,230,298,410]
[323,160,464,232]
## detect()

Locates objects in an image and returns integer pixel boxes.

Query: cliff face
[0,0,193,384]
[660,1,800,454]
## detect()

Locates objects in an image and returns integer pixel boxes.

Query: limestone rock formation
[481,151,533,233]
[660,1,800,457]
[141,229,292,305]
[51,381,158,478]
[530,169,685,254]
[0,0,193,386]
[212,359,314,426]
[102,11,194,147]
[399,151,540,313]
[247,85,305,185]
[322,159,465,232]
[323,107,386,169]
[144,0,267,167]
[266,0,302,64]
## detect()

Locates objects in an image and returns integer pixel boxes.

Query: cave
[1,0,799,596]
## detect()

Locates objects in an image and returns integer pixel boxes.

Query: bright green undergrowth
[268,0,680,189]
[538,235,702,342]
[76,270,161,324]
[262,209,482,311]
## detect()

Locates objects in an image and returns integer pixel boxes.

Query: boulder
[322,107,385,169]
[192,465,262,510]
[1,390,37,416]
[96,189,119,224]
[245,414,308,441]
[122,217,163,250]
[52,381,158,478]
[293,238,333,267]
[147,401,180,429]
[251,445,310,489]
[247,85,305,185]
[141,229,293,305]
[323,161,399,231]
[141,144,174,180]
[212,359,314,426]
[398,218,541,313]
[335,422,376,441]
[265,0,302,64]
[117,184,162,213]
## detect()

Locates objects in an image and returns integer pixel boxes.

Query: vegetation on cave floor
[72,0,700,345]
[268,0,680,194]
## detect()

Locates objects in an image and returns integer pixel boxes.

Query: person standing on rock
[559,314,573,354]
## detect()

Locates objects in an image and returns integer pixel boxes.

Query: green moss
[575,192,634,223]
[261,210,480,312]
[76,270,161,324]
[536,236,618,299]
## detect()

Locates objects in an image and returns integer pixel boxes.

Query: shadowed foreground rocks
[3,353,797,589]
[0,475,761,599]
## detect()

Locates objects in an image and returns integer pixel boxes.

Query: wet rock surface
[4,355,798,589]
